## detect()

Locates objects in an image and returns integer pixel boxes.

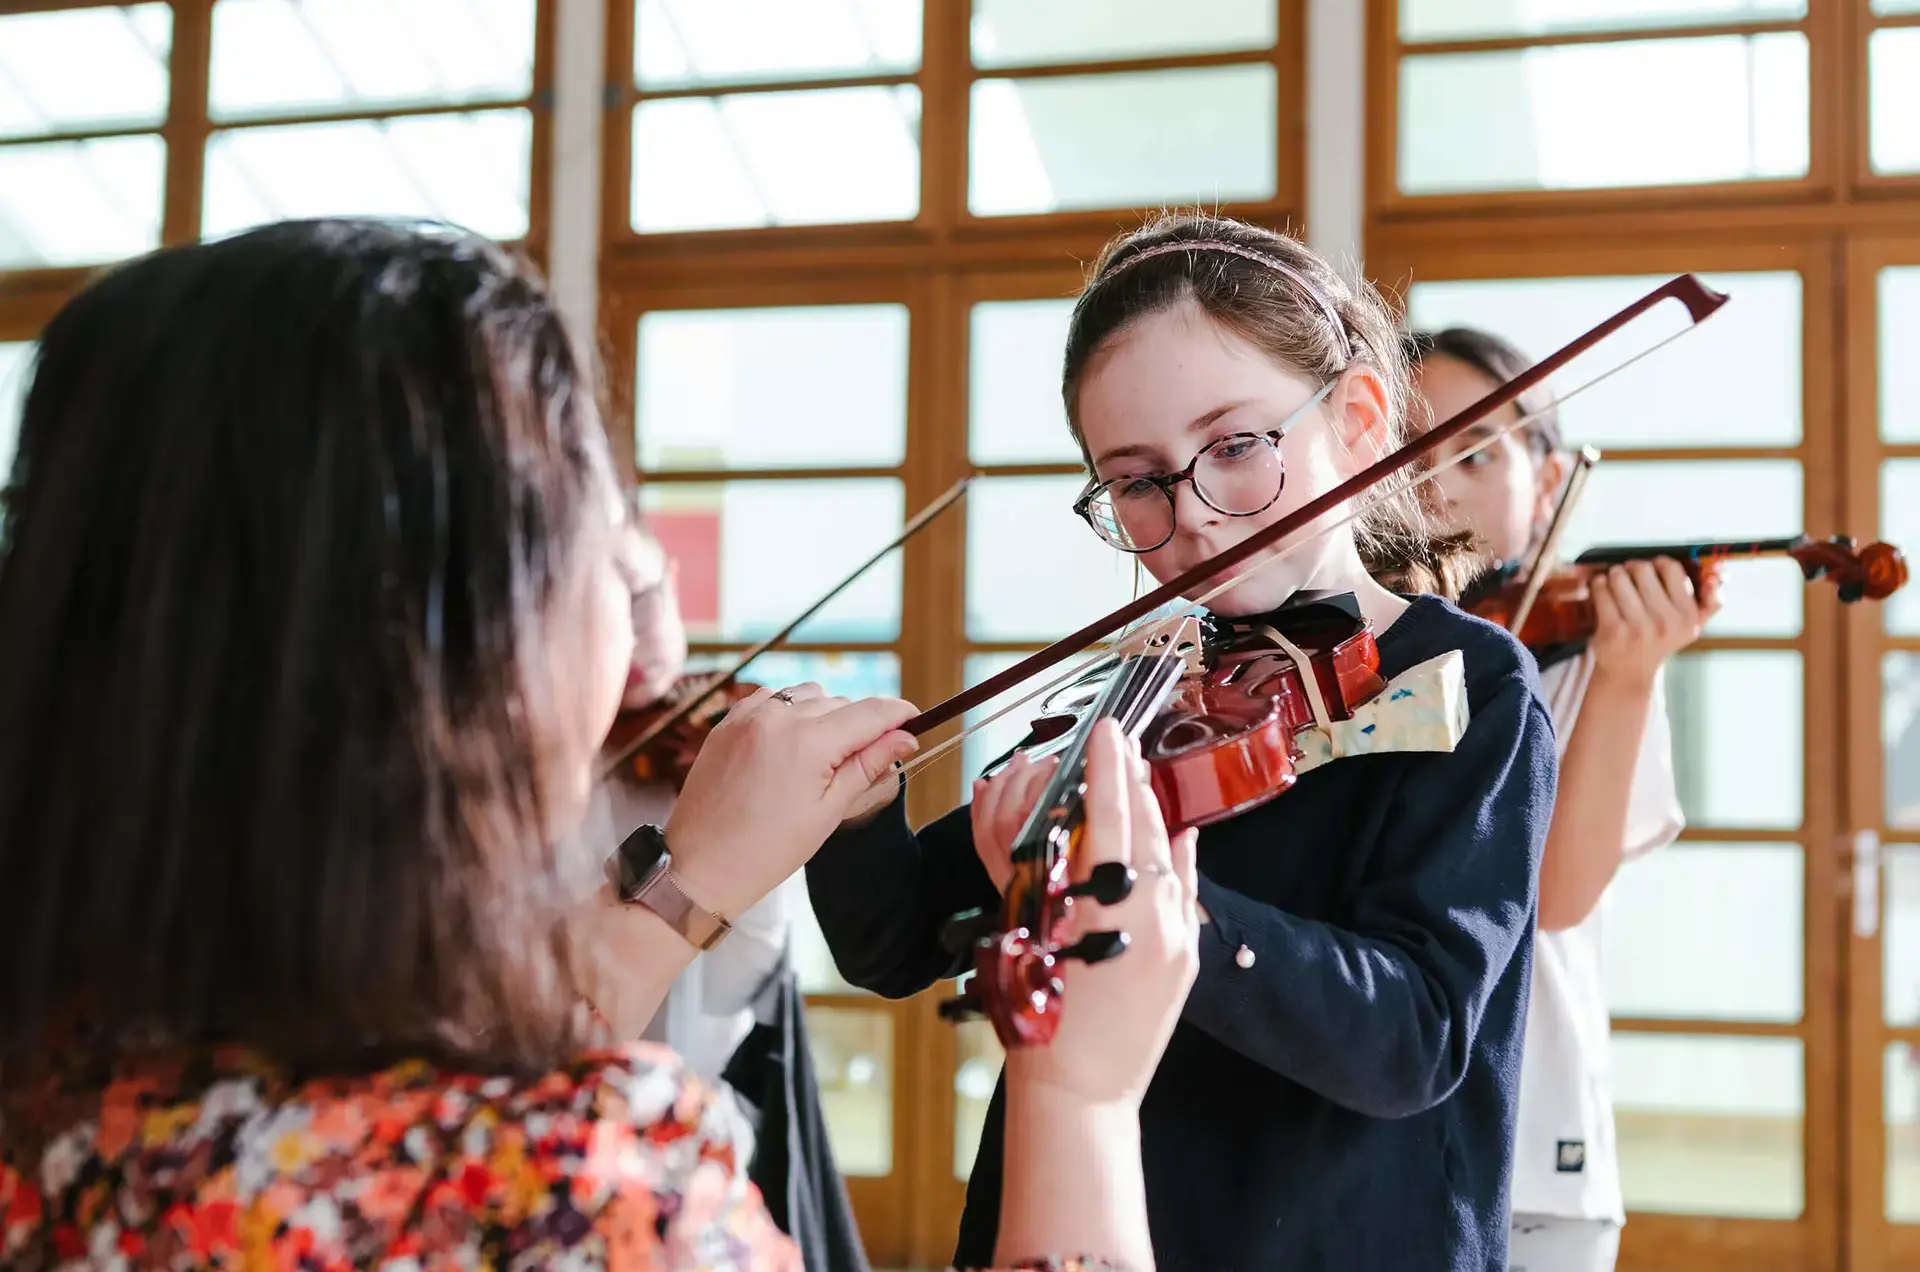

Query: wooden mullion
[159,0,211,246]
[684,639,901,657]
[966,46,1280,84]
[0,123,161,148]
[207,96,534,134]
[1612,1016,1805,1038]
[1669,828,1813,846]
[1399,16,1805,59]
[1871,11,1920,32]
[635,70,919,102]
[637,464,904,483]
[521,0,558,269]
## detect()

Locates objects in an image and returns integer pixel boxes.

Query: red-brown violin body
[1467,535,1909,651]
[602,675,761,790]
[991,604,1386,831]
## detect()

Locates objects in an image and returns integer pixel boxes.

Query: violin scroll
[1811,538,1908,603]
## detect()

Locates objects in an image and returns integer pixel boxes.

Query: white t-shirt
[1510,651,1684,1222]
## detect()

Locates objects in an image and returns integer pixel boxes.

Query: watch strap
[611,825,731,951]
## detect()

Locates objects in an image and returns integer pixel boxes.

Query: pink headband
[1097,239,1355,363]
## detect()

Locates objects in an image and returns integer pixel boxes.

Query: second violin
[1466,535,1909,653]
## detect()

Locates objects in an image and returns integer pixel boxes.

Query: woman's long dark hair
[0,220,613,1078]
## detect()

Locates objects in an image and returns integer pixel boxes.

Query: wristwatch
[608,824,731,951]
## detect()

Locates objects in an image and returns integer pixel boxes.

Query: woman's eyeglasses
[1072,382,1335,554]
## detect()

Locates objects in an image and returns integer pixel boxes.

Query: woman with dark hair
[1407,326,1718,1271]
[0,219,1197,1272]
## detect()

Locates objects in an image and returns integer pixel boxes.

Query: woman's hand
[1004,721,1200,1109]
[666,684,918,919]
[1588,558,1723,690]
[971,752,1061,895]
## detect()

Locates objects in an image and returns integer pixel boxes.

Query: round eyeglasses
[1072,383,1334,554]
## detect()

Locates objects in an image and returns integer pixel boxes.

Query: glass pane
[1894,668,1920,829]
[1398,34,1808,194]
[1882,462,1920,635]
[969,299,1079,465]
[681,650,901,701]
[954,1019,1003,1179]
[961,652,1037,785]
[808,1007,892,1175]
[1889,1043,1920,1222]
[965,476,1139,641]
[970,66,1276,217]
[970,0,1277,68]
[1614,1033,1802,1217]
[1882,269,1920,442]
[0,135,166,268]
[637,0,920,89]
[0,4,171,140]
[637,305,907,470]
[1605,844,1802,1022]
[1401,0,1803,41]
[643,479,902,642]
[1406,272,1802,449]
[1549,460,1805,639]
[202,111,531,240]
[1883,843,1920,1019]
[632,87,920,233]
[1872,30,1920,175]
[1877,0,1920,11]
[1667,652,1802,829]
[209,0,534,123]
[0,342,31,485]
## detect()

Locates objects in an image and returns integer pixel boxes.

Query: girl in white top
[1408,327,1721,1272]
[587,524,793,1158]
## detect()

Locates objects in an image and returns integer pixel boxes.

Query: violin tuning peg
[940,907,999,955]
[1058,930,1129,966]
[937,991,982,1023]
[1063,861,1135,906]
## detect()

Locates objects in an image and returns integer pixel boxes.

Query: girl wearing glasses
[808,213,1557,1272]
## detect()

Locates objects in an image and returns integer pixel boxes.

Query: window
[1382,1,1812,204]
[605,5,1306,1262]
[1376,2,1920,1265]
[0,0,554,491]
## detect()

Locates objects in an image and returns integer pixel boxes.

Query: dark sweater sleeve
[805,791,998,999]
[1182,674,1555,1118]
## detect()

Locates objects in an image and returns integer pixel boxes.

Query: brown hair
[1405,325,1564,459]
[0,220,613,1082]
[1061,212,1482,599]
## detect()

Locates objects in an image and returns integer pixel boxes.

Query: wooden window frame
[0,0,557,340]
[1366,0,1841,227]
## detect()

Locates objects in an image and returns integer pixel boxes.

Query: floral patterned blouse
[0,1041,1117,1272]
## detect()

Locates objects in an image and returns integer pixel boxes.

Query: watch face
[614,824,670,900]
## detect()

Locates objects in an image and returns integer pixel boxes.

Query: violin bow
[897,274,1729,765]
[1508,445,1601,637]
[601,475,974,777]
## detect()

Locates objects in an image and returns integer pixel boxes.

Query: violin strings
[896,317,1708,785]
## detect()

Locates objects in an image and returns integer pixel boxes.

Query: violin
[599,477,972,789]
[1465,536,1910,653]
[984,600,1386,830]
[937,618,1202,1046]
[603,675,763,790]
[909,273,1731,1049]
